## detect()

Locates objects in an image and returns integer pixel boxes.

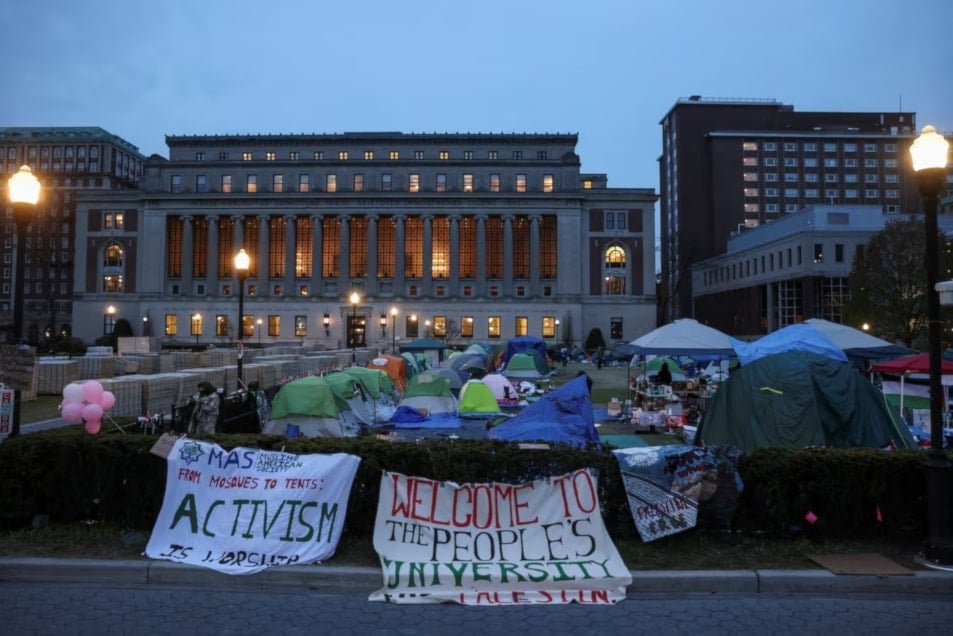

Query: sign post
[0,344,38,438]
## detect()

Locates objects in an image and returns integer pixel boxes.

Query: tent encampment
[695,350,916,452]
[486,374,599,447]
[502,335,550,366]
[367,354,407,392]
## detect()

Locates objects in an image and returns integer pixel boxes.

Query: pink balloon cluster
[60,381,116,435]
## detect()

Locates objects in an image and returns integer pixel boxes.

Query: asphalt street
[3,580,951,635]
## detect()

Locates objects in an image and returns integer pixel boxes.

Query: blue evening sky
[2,0,951,191]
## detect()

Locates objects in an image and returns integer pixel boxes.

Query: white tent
[627,319,735,359]
[803,318,915,361]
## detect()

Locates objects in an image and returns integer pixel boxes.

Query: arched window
[603,244,628,296]
[102,243,125,293]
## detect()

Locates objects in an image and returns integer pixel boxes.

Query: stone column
[449,214,460,297]
[395,214,406,295]
[503,214,514,297]
[475,214,486,297]
[529,214,540,298]
[366,214,378,296]
[339,215,350,295]
[285,214,296,296]
[207,215,219,293]
[311,214,323,295]
[181,216,194,293]
[422,214,433,296]
[258,214,270,294]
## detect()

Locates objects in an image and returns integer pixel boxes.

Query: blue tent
[730,323,848,366]
[486,375,599,447]
[502,335,549,366]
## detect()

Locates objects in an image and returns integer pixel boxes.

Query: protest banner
[613,444,743,542]
[145,438,361,574]
[370,467,632,605]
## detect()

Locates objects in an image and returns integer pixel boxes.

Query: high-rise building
[68,132,658,349]
[0,127,145,343]
[658,97,924,325]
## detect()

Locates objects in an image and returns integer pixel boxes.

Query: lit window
[268,315,280,337]
[516,174,526,193]
[338,151,349,160]
[295,315,307,337]
[326,174,337,192]
[289,151,299,160]
[272,174,283,192]
[489,174,500,192]
[409,173,420,193]
[488,151,498,160]
[266,152,276,161]
[488,316,501,338]
[364,150,374,160]
[247,175,257,193]
[298,174,309,192]
[242,152,252,161]
[542,174,554,192]
[439,151,449,160]
[389,150,399,160]
[742,142,758,151]
[353,174,364,192]
[314,151,324,160]
[222,175,232,193]
[165,314,177,336]
[463,174,474,192]
[583,180,592,189]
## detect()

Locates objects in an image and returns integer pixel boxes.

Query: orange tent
[367,354,407,392]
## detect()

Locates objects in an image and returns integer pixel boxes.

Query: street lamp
[104,305,116,335]
[349,291,360,362]
[192,313,201,346]
[142,316,150,336]
[380,313,387,339]
[911,124,953,567]
[6,164,40,438]
[234,248,250,390]
[390,306,398,354]
[323,313,331,337]
[256,318,263,346]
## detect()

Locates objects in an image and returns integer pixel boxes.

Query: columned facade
[71,132,658,349]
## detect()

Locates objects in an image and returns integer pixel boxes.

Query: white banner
[146,438,361,574]
[370,468,632,605]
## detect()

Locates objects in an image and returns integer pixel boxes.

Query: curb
[1,558,951,596]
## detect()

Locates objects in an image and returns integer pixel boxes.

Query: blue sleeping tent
[486,375,599,447]
[502,335,549,366]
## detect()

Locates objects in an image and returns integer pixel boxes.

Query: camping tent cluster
[626,319,919,453]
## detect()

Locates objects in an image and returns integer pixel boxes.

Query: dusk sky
[3,0,951,192]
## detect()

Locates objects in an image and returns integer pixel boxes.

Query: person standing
[656,361,673,386]
[188,381,220,437]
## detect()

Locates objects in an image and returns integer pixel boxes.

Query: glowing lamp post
[349,292,360,362]
[390,307,398,354]
[234,249,250,389]
[911,124,953,567]
[6,165,40,438]
[256,318,263,346]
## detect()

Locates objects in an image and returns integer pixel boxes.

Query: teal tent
[695,350,916,452]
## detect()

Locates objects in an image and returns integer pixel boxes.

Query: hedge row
[0,428,938,541]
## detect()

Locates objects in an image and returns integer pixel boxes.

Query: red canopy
[870,353,953,375]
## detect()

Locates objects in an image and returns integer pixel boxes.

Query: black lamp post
[256,318,263,347]
[390,306,398,354]
[6,165,40,438]
[911,124,953,567]
[350,291,360,363]
[234,248,249,390]
[192,313,201,346]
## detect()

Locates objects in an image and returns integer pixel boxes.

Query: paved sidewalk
[1,558,951,596]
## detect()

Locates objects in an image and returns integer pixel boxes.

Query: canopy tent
[627,319,734,357]
[730,323,848,366]
[695,350,916,452]
[803,319,916,361]
[870,352,953,416]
